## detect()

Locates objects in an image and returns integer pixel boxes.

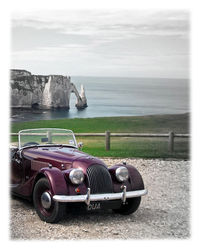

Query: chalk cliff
[10,69,87,110]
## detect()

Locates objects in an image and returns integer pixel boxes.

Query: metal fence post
[105,131,110,151]
[168,131,174,153]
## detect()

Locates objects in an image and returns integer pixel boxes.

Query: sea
[11,76,189,122]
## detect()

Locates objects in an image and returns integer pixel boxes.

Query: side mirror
[78,142,83,150]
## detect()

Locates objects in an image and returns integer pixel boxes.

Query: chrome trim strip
[53,188,147,205]
[85,188,91,206]
[122,186,127,203]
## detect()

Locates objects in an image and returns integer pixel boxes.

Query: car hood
[22,146,105,168]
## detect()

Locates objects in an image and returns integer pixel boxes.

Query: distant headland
[10,69,87,110]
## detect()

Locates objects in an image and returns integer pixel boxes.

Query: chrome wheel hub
[41,191,52,209]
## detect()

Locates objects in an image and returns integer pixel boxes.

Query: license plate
[87,202,101,211]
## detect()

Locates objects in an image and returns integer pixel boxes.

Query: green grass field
[11,113,190,159]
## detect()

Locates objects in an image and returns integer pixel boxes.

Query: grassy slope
[11,113,189,133]
[11,113,190,159]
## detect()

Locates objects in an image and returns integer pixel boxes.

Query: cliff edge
[10,69,87,110]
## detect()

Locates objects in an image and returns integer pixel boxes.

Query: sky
[11,10,189,78]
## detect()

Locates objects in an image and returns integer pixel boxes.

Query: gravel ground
[10,158,190,240]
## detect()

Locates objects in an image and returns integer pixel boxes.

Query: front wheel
[33,178,65,223]
[113,197,141,215]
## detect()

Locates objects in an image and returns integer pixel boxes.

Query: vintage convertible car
[11,128,147,223]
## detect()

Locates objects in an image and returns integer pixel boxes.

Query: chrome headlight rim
[69,168,85,185]
[115,166,129,182]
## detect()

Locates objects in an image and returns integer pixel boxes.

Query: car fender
[126,165,144,190]
[36,167,68,196]
[109,164,144,191]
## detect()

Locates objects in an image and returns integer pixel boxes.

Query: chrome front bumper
[53,186,148,206]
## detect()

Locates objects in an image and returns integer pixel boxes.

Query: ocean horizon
[11,76,189,122]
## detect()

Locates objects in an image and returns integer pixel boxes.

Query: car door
[11,148,23,185]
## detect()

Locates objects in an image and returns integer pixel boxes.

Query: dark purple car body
[11,128,147,223]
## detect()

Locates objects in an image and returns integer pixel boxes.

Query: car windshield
[18,128,77,149]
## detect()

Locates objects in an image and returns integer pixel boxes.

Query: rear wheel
[33,178,65,223]
[113,197,141,215]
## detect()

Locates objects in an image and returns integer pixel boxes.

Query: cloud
[12,10,189,37]
[11,10,189,78]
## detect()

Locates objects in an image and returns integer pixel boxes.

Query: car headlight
[69,169,85,184]
[115,167,129,182]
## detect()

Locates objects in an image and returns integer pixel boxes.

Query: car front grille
[86,164,113,194]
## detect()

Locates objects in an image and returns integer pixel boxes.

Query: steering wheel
[23,142,39,147]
